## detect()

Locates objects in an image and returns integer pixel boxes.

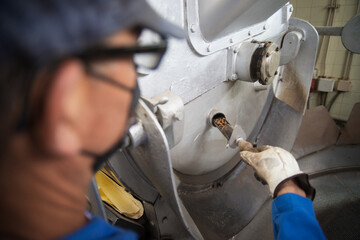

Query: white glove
[240,145,312,198]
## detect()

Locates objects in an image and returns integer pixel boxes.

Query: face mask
[82,82,141,171]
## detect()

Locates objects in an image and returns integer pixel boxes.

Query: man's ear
[36,59,88,157]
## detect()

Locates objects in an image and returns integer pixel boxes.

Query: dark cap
[0,0,185,66]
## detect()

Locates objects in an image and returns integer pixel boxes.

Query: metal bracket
[279,30,304,65]
[128,100,204,239]
[142,91,185,149]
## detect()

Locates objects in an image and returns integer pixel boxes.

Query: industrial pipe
[315,26,343,36]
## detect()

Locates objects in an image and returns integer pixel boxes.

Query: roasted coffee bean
[214,117,228,128]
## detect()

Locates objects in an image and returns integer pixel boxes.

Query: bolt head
[190,24,196,33]
[231,74,238,80]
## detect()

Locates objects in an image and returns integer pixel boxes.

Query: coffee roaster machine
[91,0,320,239]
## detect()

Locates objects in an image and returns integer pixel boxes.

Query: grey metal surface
[234,144,360,240]
[256,97,303,151]
[247,89,274,144]
[170,80,271,175]
[186,1,293,55]
[298,145,360,176]
[233,197,273,240]
[138,1,319,176]
[312,173,360,240]
[342,14,360,54]
[279,31,303,65]
[178,162,270,240]
[153,91,185,149]
[274,18,319,114]
[128,121,147,149]
[127,100,203,239]
[233,41,259,82]
[315,26,343,36]
[197,0,288,41]
[153,196,194,240]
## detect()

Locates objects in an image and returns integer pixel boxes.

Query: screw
[248,31,251,36]
[190,24,196,33]
[207,45,211,52]
[231,74,238,80]
[263,25,267,30]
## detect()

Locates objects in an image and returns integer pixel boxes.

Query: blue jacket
[59,216,138,240]
[272,193,326,240]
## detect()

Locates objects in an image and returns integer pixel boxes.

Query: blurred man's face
[79,30,138,155]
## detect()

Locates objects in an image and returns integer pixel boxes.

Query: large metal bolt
[128,120,147,148]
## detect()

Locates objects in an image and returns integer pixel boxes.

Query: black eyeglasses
[76,39,168,70]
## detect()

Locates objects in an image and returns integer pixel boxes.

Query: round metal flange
[341,14,360,54]
[250,42,280,85]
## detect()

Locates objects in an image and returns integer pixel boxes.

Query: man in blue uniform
[0,0,183,239]
[240,146,326,239]
[0,0,326,239]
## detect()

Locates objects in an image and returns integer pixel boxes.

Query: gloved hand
[240,145,315,200]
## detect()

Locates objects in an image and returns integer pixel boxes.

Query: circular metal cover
[342,14,360,54]
[250,42,280,85]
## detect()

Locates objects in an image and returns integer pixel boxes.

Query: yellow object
[95,170,144,219]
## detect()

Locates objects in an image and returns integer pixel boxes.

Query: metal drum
[104,1,319,239]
